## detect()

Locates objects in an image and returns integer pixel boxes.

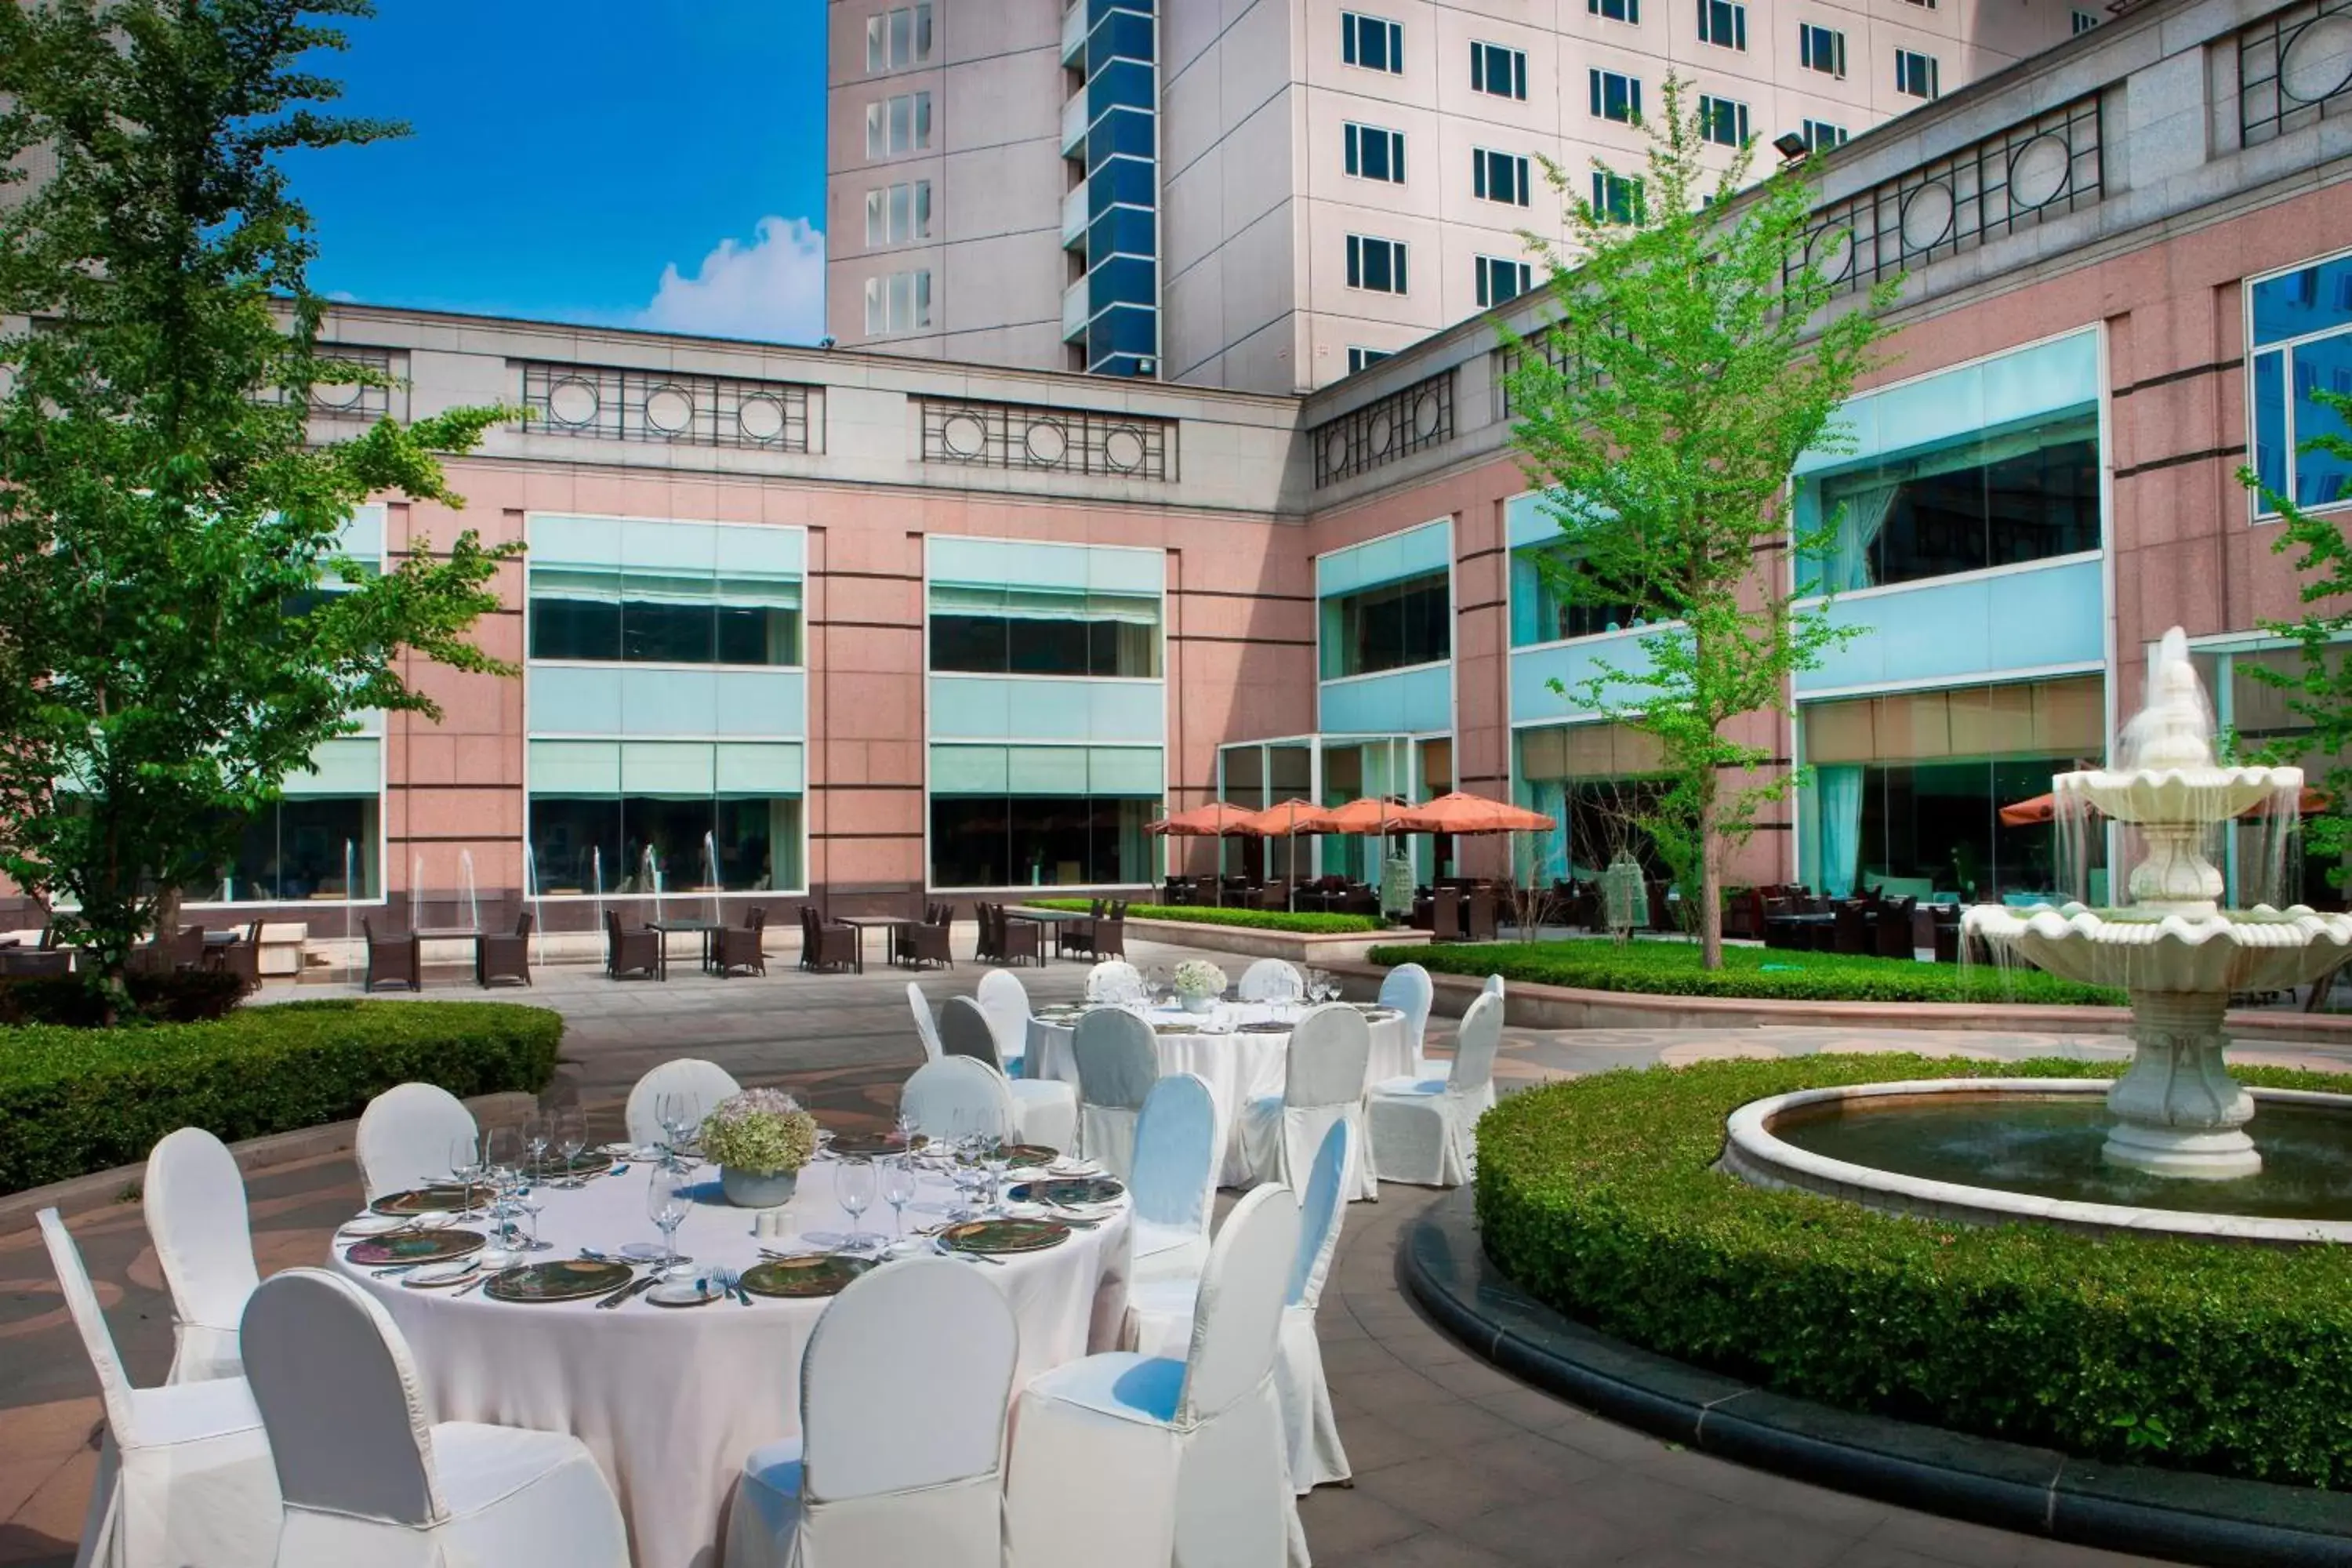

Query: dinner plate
[937,1218,1071,1255]
[997,1143,1059,1167]
[1154,1022,1201,1036]
[345,1229,487,1268]
[740,1254,877,1298]
[336,1214,419,1237]
[1239,1021,1290,1034]
[403,1250,511,1288]
[483,1258,633,1303]
[1008,1176,1125,1206]
[527,1152,614,1180]
[369,1184,491,1216]
[827,1132,903,1159]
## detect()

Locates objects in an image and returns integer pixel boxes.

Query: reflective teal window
[2250,254,2352,514]
[1322,569,1450,677]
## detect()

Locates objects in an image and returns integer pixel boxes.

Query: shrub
[1383,938,2122,1006]
[0,969,248,1027]
[1025,898,1385,935]
[1477,1056,2352,1486]
[0,1000,564,1194]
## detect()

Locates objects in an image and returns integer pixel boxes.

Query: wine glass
[835,1157,880,1251]
[555,1106,589,1187]
[880,1155,917,1238]
[646,1164,691,1272]
[982,1139,1012,1218]
[521,1112,550,1181]
[892,1107,920,1149]
[485,1127,524,1244]
[448,1133,481,1194]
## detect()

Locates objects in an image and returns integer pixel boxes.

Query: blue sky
[285,0,829,344]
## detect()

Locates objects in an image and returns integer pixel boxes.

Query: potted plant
[1171,958,1229,1014]
[699,1087,819,1208]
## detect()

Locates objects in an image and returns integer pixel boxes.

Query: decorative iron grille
[1311,369,1456,487]
[2241,0,2352,147]
[916,398,1174,480]
[308,346,404,422]
[1791,96,2103,301]
[517,361,816,452]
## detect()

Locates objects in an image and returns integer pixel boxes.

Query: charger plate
[345,1230,486,1268]
[741,1254,878,1298]
[370,1184,491,1216]
[937,1218,1070,1254]
[1007,1176,1124,1206]
[484,1258,633,1303]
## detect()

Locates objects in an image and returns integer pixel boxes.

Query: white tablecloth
[333,1157,1131,1568]
[1025,1002,1412,1185]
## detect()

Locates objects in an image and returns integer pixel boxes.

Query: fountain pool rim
[1722,1078,2352,1245]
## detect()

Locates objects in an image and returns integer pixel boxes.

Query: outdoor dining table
[334,1152,1132,1568]
[1025,999,1414,1185]
[647,917,721,975]
[833,914,906,975]
[1005,906,1087,964]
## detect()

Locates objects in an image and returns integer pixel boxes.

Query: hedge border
[1389,938,2123,1006]
[0,1000,564,1193]
[1024,898,1384,935]
[1477,1055,2352,1488]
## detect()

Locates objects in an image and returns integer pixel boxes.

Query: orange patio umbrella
[1998,786,2330,828]
[1240,799,1324,837]
[1305,796,1414,834]
[1146,801,1261,837]
[1392,790,1558,836]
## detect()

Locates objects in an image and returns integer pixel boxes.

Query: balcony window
[927,583,1161,677]
[1322,568,1450,678]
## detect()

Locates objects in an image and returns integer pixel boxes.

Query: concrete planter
[1069,913,1430,967]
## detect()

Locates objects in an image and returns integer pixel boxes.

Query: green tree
[1504,78,1896,967]
[0,0,516,1005]
[2238,387,2352,895]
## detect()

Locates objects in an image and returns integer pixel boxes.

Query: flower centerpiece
[1171,958,1229,1014]
[699,1088,819,1208]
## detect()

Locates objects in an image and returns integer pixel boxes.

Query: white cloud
[637,216,826,346]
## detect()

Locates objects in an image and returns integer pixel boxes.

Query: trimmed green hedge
[1381,938,2125,1006]
[1025,899,1385,935]
[1478,1056,2352,1486]
[0,1000,564,1194]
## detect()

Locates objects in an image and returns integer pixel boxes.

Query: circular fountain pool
[1722,1079,2352,1243]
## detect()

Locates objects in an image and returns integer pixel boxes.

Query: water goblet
[892,1109,920,1150]
[982,1140,1012,1217]
[522,1112,551,1180]
[485,1127,524,1244]
[555,1107,590,1186]
[448,1134,481,1192]
[835,1157,880,1252]
[880,1154,917,1238]
[646,1164,691,1272]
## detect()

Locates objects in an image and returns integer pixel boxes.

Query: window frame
[1343,121,1406,183]
[1475,255,1534,309]
[1591,170,1646,225]
[1588,0,1639,22]
[1589,67,1643,123]
[864,268,935,336]
[1802,118,1849,151]
[2245,246,2352,523]
[864,179,932,246]
[1799,23,1847,78]
[1345,234,1410,295]
[1341,11,1403,73]
[1472,147,1531,206]
[1470,40,1529,99]
[1697,0,1748,50]
[1346,347,1394,374]
[1697,94,1749,148]
[1894,47,1940,100]
[866,3,934,71]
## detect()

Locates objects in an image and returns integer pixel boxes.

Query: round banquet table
[1025,1000,1413,1185]
[332,1157,1131,1568]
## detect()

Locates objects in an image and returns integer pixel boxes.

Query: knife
[594,1274,661,1309]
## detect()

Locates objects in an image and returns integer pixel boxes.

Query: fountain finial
[2116,627,2214,775]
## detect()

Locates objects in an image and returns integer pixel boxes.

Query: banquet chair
[1122,1121,1353,1493]
[1367,990,1503,1187]
[1004,1184,1304,1568]
[41,1208,280,1568]
[625,1058,743,1148]
[1483,973,1505,1003]
[908,981,946,1062]
[1127,1073,1221,1288]
[354,1083,477,1201]
[898,1055,1018,1142]
[1086,957,1147,1004]
[1073,1007,1159,1177]
[1377,962,1436,1076]
[145,1127,261,1385]
[975,967,1033,1072]
[1237,1003,1377,1201]
[241,1269,628,1568]
[1237,957,1305,1004]
[727,1258,1018,1568]
[941,996,1077,1152]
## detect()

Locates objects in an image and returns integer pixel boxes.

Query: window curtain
[1529,779,1570,883]
[1826,483,1900,592]
[1817,764,1866,897]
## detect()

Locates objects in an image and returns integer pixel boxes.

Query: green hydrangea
[698,1087,818,1174]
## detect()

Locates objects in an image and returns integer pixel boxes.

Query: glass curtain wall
[1508,546,1650,644]
[1800,677,2105,902]
[2190,641,2347,907]
[1320,570,1450,678]
[928,796,1153,887]
[528,742,805,896]
[210,796,380,902]
[530,567,801,665]
[1514,724,1670,882]
[927,583,1160,676]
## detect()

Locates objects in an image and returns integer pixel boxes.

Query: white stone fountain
[1965,628,2352,1180]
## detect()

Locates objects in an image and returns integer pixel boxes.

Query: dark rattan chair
[604,910,662,981]
[896,902,953,969]
[363,916,422,993]
[205,920,264,992]
[1465,887,1498,942]
[800,905,858,973]
[477,912,534,987]
[996,903,1043,968]
[1875,896,1918,960]
[713,913,767,978]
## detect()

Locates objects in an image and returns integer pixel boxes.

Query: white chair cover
[144,1127,262,1385]
[943,996,1077,1152]
[1005,1185,1305,1568]
[1236,959,1304,1004]
[1122,1122,1356,1493]
[1377,963,1436,1076]
[1128,1073,1220,1288]
[907,982,946,1062]
[625,1058,744,1146]
[1086,959,1147,1004]
[1238,1002,1376,1201]
[1483,972,1506,1002]
[1368,991,1504,1186]
[240,1268,628,1568]
[1073,1008,1159,1177]
[898,1055,1019,1142]
[975,967,1032,1071]
[40,1209,279,1568]
[354,1083,476,1200]
[729,1259,1018,1568]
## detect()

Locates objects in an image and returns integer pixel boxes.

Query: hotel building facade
[5,0,2347,934]
[823,0,2090,390]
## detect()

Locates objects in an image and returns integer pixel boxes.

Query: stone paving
[9,939,2347,1566]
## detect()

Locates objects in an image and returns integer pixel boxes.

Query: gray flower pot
[720,1166,799,1208]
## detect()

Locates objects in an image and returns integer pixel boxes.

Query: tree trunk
[1698,770,1725,971]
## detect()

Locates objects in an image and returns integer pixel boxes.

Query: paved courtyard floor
[9,939,2344,1566]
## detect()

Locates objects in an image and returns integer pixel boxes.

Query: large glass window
[529,567,802,666]
[1802,412,2100,593]
[1509,545,1650,644]
[1515,724,1671,884]
[1321,569,1450,678]
[927,584,1160,677]
[2249,252,2352,514]
[528,794,803,895]
[929,796,1153,887]
[207,796,380,903]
